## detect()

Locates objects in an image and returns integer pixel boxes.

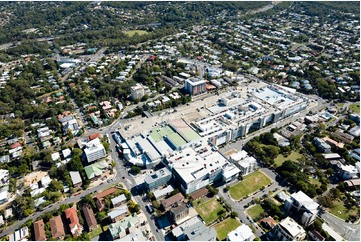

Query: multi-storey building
[184,77,206,96]
[272,217,306,241]
[144,167,172,191]
[83,138,106,163]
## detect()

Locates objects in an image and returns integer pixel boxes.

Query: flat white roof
[169,144,235,184]
[279,217,305,237]
[291,191,319,213]
[230,150,248,161]
[227,224,255,241]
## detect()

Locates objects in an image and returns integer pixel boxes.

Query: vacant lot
[195,198,224,225]
[274,151,303,167]
[329,199,359,220]
[124,30,148,37]
[247,204,265,221]
[213,218,240,241]
[229,171,272,201]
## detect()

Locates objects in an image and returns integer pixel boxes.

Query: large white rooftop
[168,142,236,184]
[279,217,306,237]
[227,224,255,241]
[291,191,319,213]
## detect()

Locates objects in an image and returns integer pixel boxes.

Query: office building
[144,167,172,191]
[130,83,145,100]
[285,191,319,226]
[83,138,106,163]
[184,77,206,96]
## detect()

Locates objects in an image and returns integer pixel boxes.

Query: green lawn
[88,225,103,238]
[336,102,345,109]
[329,199,359,220]
[309,177,322,187]
[247,204,265,221]
[195,198,224,225]
[274,151,303,167]
[229,171,272,201]
[124,30,148,37]
[349,103,360,114]
[213,218,241,241]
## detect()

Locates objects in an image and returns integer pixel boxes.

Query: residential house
[65,207,83,237]
[308,230,326,241]
[154,185,174,200]
[313,137,331,153]
[33,220,46,241]
[95,187,117,211]
[272,217,306,241]
[189,187,209,201]
[111,194,127,207]
[108,205,129,222]
[82,204,98,231]
[169,203,189,224]
[0,186,9,205]
[59,115,80,135]
[171,216,217,241]
[332,131,354,144]
[49,216,66,239]
[108,214,140,240]
[161,193,184,211]
[9,227,29,241]
[227,224,255,241]
[70,171,82,188]
[340,165,359,180]
[259,216,277,230]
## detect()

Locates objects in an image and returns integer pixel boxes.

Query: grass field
[349,103,360,114]
[229,171,272,201]
[213,218,241,241]
[309,176,322,187]
[125,30,148,37]
[336,102,345,109]
[274,151,303,167]
[195,198,224,225]
[88,225,103,238]
[329,199,359,220]
[247,204,265,221]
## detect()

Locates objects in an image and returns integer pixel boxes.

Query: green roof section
[109,214,139,238]
[149,125,187,148]
[84,160,108,179]
[169,119,201,142]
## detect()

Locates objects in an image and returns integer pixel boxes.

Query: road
[320,211,360,241]
[107,131,165,241]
